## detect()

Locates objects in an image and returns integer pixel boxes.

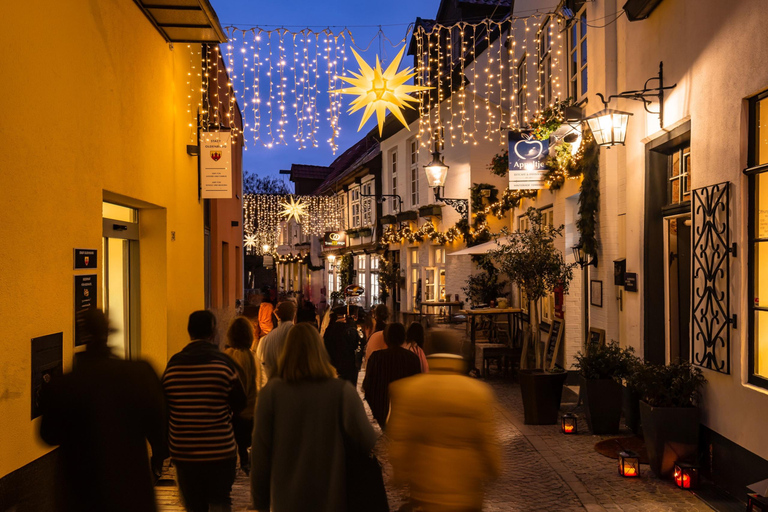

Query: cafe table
[460,307,523,373]
[419,300,464,323]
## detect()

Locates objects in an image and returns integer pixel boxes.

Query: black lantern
[423,144,468,222]
[748,494,768,512]
[561,413,577,434]
[673,462,699,490]
[618,450,640,477]
[572,243,598,268]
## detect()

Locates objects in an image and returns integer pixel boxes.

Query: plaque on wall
[74,248,97,269]
[624,272,638,292]
[74,275,97,346]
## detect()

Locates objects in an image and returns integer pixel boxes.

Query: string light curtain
[244,194,345,254]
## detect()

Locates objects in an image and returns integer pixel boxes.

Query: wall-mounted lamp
[262,244,271,254]
[572,243,598,268]
[424,145,469,221]
[186,145,200,156]
[586,61,676,148]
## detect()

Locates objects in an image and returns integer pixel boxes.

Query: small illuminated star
[244,234,257,250]
[280,196,307,224]
[330,46,432,135]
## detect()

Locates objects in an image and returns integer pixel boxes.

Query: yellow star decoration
[243,234,257,250]
[330,46,432,135]
[280,196,307,224]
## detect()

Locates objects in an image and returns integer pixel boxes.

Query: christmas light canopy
[331,47,432,135]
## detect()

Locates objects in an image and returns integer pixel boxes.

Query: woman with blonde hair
[251,323,380,512]
[223,316,258,475]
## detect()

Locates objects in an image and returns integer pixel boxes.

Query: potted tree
[492,207,575,424]
[462,256,507,308]
[622,355,645,435]
[574,341,635,434]
[635,362,706,478]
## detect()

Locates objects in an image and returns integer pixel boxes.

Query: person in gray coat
[251,323,377,512]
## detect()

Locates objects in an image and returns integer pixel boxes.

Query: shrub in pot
[634,362,706,478]
[622,356,645,435]
[574,341,634,434]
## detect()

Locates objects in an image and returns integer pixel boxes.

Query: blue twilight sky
[209,0,441,190]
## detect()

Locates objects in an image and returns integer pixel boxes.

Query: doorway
[665,214,691,363]
[102,202,140,359]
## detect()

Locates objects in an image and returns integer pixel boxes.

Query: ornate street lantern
[424,150,449,189]
[673,462,699,490]
[618,450,640,477]
[585,109,632,147]
[561,413,577,434]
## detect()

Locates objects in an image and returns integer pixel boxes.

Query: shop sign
[323,231,347,249]
[74,248,97,269]
[508,131,549,190]
[201,131,232,199]
[276,245,291,256]
[624,272,638,292]
[74,274,97,346]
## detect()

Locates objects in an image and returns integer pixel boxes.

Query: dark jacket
[39,350,167,512]
[362,347,422,427]
[323,320,361,385]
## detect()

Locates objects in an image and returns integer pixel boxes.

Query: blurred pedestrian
[362,322,421,429]
[256,300,296,389]
[363,304,390,366]
[323,312,361,386]
[251,323,380,512]
[296,299,318,329]
[404,322,429,373]
[162,310,246,512]
[251,288,275,347]
[223,316,258,475]
[387,330,501,512]
[39,308,166,512]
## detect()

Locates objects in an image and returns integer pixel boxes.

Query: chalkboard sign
[546,320,563,369]
[588,327,606,353]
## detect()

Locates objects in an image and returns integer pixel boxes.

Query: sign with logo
[624,272,638,292]
[508,131,549,190]
[74,249,97,269]
[323,231,347,249]
[201,131,232,199]
[74,275,97,347]
[276,245,291,256]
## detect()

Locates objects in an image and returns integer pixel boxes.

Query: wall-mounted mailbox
[31,332,63,419]
[614,259,626,286]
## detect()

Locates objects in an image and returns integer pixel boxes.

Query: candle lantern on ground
[618,450,640,477]
[561,413,577,434]
[673,462,699,489]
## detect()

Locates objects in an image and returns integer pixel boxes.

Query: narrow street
[157,368,711,512]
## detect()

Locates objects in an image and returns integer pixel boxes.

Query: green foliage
[378,252,400,302]
[491,207,576,304]
[576,136,600,258]
[488,150,509,177]
[243,173,291,195]
[575,341,636,381]
[303,254,324,271]
[529,99,573,140]
[339,253,355,289]
[462,255,507,306]
[628,361,707,408]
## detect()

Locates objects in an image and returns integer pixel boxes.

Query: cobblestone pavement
[158,353,713,511]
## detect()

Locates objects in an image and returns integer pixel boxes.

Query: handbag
[339,386,389,512]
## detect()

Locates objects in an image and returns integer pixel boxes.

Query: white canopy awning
[448,236,514,257]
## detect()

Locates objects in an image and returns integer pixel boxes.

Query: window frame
[350,186,361,228]
[391,149,399,213]
[537,17,553,110]
[409,138,420,207]
[567,7,588,101]
[748,90,768,389]
[516,56,527,126]
[362,180,374,226]
[668,146,692,205]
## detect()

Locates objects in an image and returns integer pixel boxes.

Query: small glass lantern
[585,108,633,147]
[423,151,449,188]
[748,493,768,512]
[618,450,640,478]
[561,413,577,434]
[673,462,699,489]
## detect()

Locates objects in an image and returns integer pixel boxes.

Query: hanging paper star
[330,46,432,135]
[244,234,257,250]
[280,196,307,224]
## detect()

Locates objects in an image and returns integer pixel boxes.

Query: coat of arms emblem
[210,151,222,162]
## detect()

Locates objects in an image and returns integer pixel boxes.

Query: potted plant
[492,207,576,424]
[380,214,397,225]
[622,355,645,435]
[574,341,635,434]
[461,256,507,307]
[418,204,442,218]
[634,362,706,478]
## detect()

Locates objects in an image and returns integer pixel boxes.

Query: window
[350,187,361,228]
[357,254,366,271]
[669,146,692,205]
[409,139,419,206]
[538,18,553,109]
[410,248,420,309]
[338,192,347,230]
[425,247,446,302]
[362,181,373,225]
[391,149,398,213]
[517,56,527,125]
[749,92,768,386]
[568,8,588,101]
[370,255,380,304]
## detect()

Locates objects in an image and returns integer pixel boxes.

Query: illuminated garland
[381,221,462,245]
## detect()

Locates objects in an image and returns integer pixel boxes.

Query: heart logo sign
[513,140,544,161]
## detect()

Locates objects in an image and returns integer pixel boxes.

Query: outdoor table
[460,307,523,373]
[419,300,464,324]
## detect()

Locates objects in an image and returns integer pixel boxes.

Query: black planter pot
[580,376,623,435]
[639,401,700,478]
[519,370,567,425]
[622,386,642,435]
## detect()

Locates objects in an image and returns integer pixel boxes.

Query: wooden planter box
[580,376,623,435]
[418,205,442,218]
[396,210,418,223]
[380,214,397,225]
[519,370,567,425]
[358,228,372,238]
[639,401,700,478]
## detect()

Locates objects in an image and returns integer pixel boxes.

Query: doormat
[594,436,649,464]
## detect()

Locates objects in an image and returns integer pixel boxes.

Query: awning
[133,0,228,43]
[448,236,514,257]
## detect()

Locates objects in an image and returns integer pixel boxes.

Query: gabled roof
[313,135,381,195]
[280,164,332,181]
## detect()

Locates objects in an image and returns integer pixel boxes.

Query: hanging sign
[508,131,549,190]
[323,231,347,249]
[201,131,232,199]
[74,249,97,269]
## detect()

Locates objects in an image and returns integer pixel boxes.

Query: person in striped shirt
[161,310,246,512]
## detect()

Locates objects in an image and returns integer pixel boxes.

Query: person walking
[161,310,246,512]
[223,316,258,475]
[404,322,429,373]
[251,323,379,512]
[387,331,501,512]
[39,308,167,512]
[323,312,361,386]
[256,300,296,388]
[250,288,275,347]
[363,304,390,365]
[362,322,421,429]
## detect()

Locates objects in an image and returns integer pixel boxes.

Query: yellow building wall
[0,0,206,477]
